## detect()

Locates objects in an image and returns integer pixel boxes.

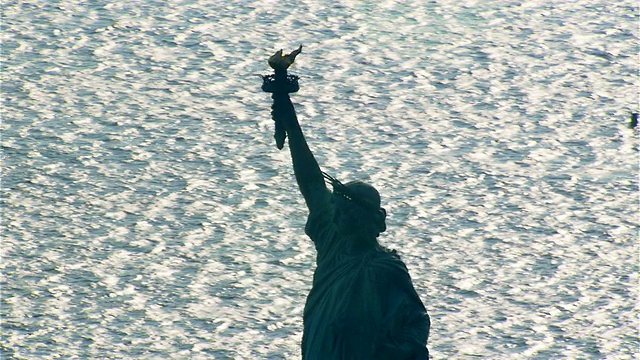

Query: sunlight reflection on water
[2,0,638,359]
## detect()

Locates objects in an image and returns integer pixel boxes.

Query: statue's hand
[268,45,303,71]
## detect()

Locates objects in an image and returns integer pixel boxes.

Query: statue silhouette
[262,46,430,359]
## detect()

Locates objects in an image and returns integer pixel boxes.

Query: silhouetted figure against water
[262,46,430,359]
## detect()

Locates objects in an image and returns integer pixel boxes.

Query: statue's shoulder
[369,247,409,273]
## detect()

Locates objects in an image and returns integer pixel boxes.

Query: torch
[261,45,303,149]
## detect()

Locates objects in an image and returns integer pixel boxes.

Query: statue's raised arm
[261,45,329,213]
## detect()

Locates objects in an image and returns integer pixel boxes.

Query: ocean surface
[2,0,638,359]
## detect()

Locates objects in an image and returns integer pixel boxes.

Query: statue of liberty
[262,46,430,359]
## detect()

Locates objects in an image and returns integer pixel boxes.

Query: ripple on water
[2,0,638,359]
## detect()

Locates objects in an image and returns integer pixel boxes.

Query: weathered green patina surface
[263,47,430,359]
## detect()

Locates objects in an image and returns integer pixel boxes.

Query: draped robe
[301,190,430,359]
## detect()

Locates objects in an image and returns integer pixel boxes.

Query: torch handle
[274,112,286,149]
[270,70,292,149]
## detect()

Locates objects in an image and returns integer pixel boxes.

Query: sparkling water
[2,0,638,358]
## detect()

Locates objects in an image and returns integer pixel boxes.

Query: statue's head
[324,173,387,244]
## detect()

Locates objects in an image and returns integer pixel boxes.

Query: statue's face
[332,194,370,236]
[332,194,350,232]
[329,181,383,241]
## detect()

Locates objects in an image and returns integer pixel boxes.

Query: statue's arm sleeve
[271,92,328,214]
[304,187,336,251]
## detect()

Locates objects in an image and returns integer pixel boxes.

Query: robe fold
[301,190,430,359]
